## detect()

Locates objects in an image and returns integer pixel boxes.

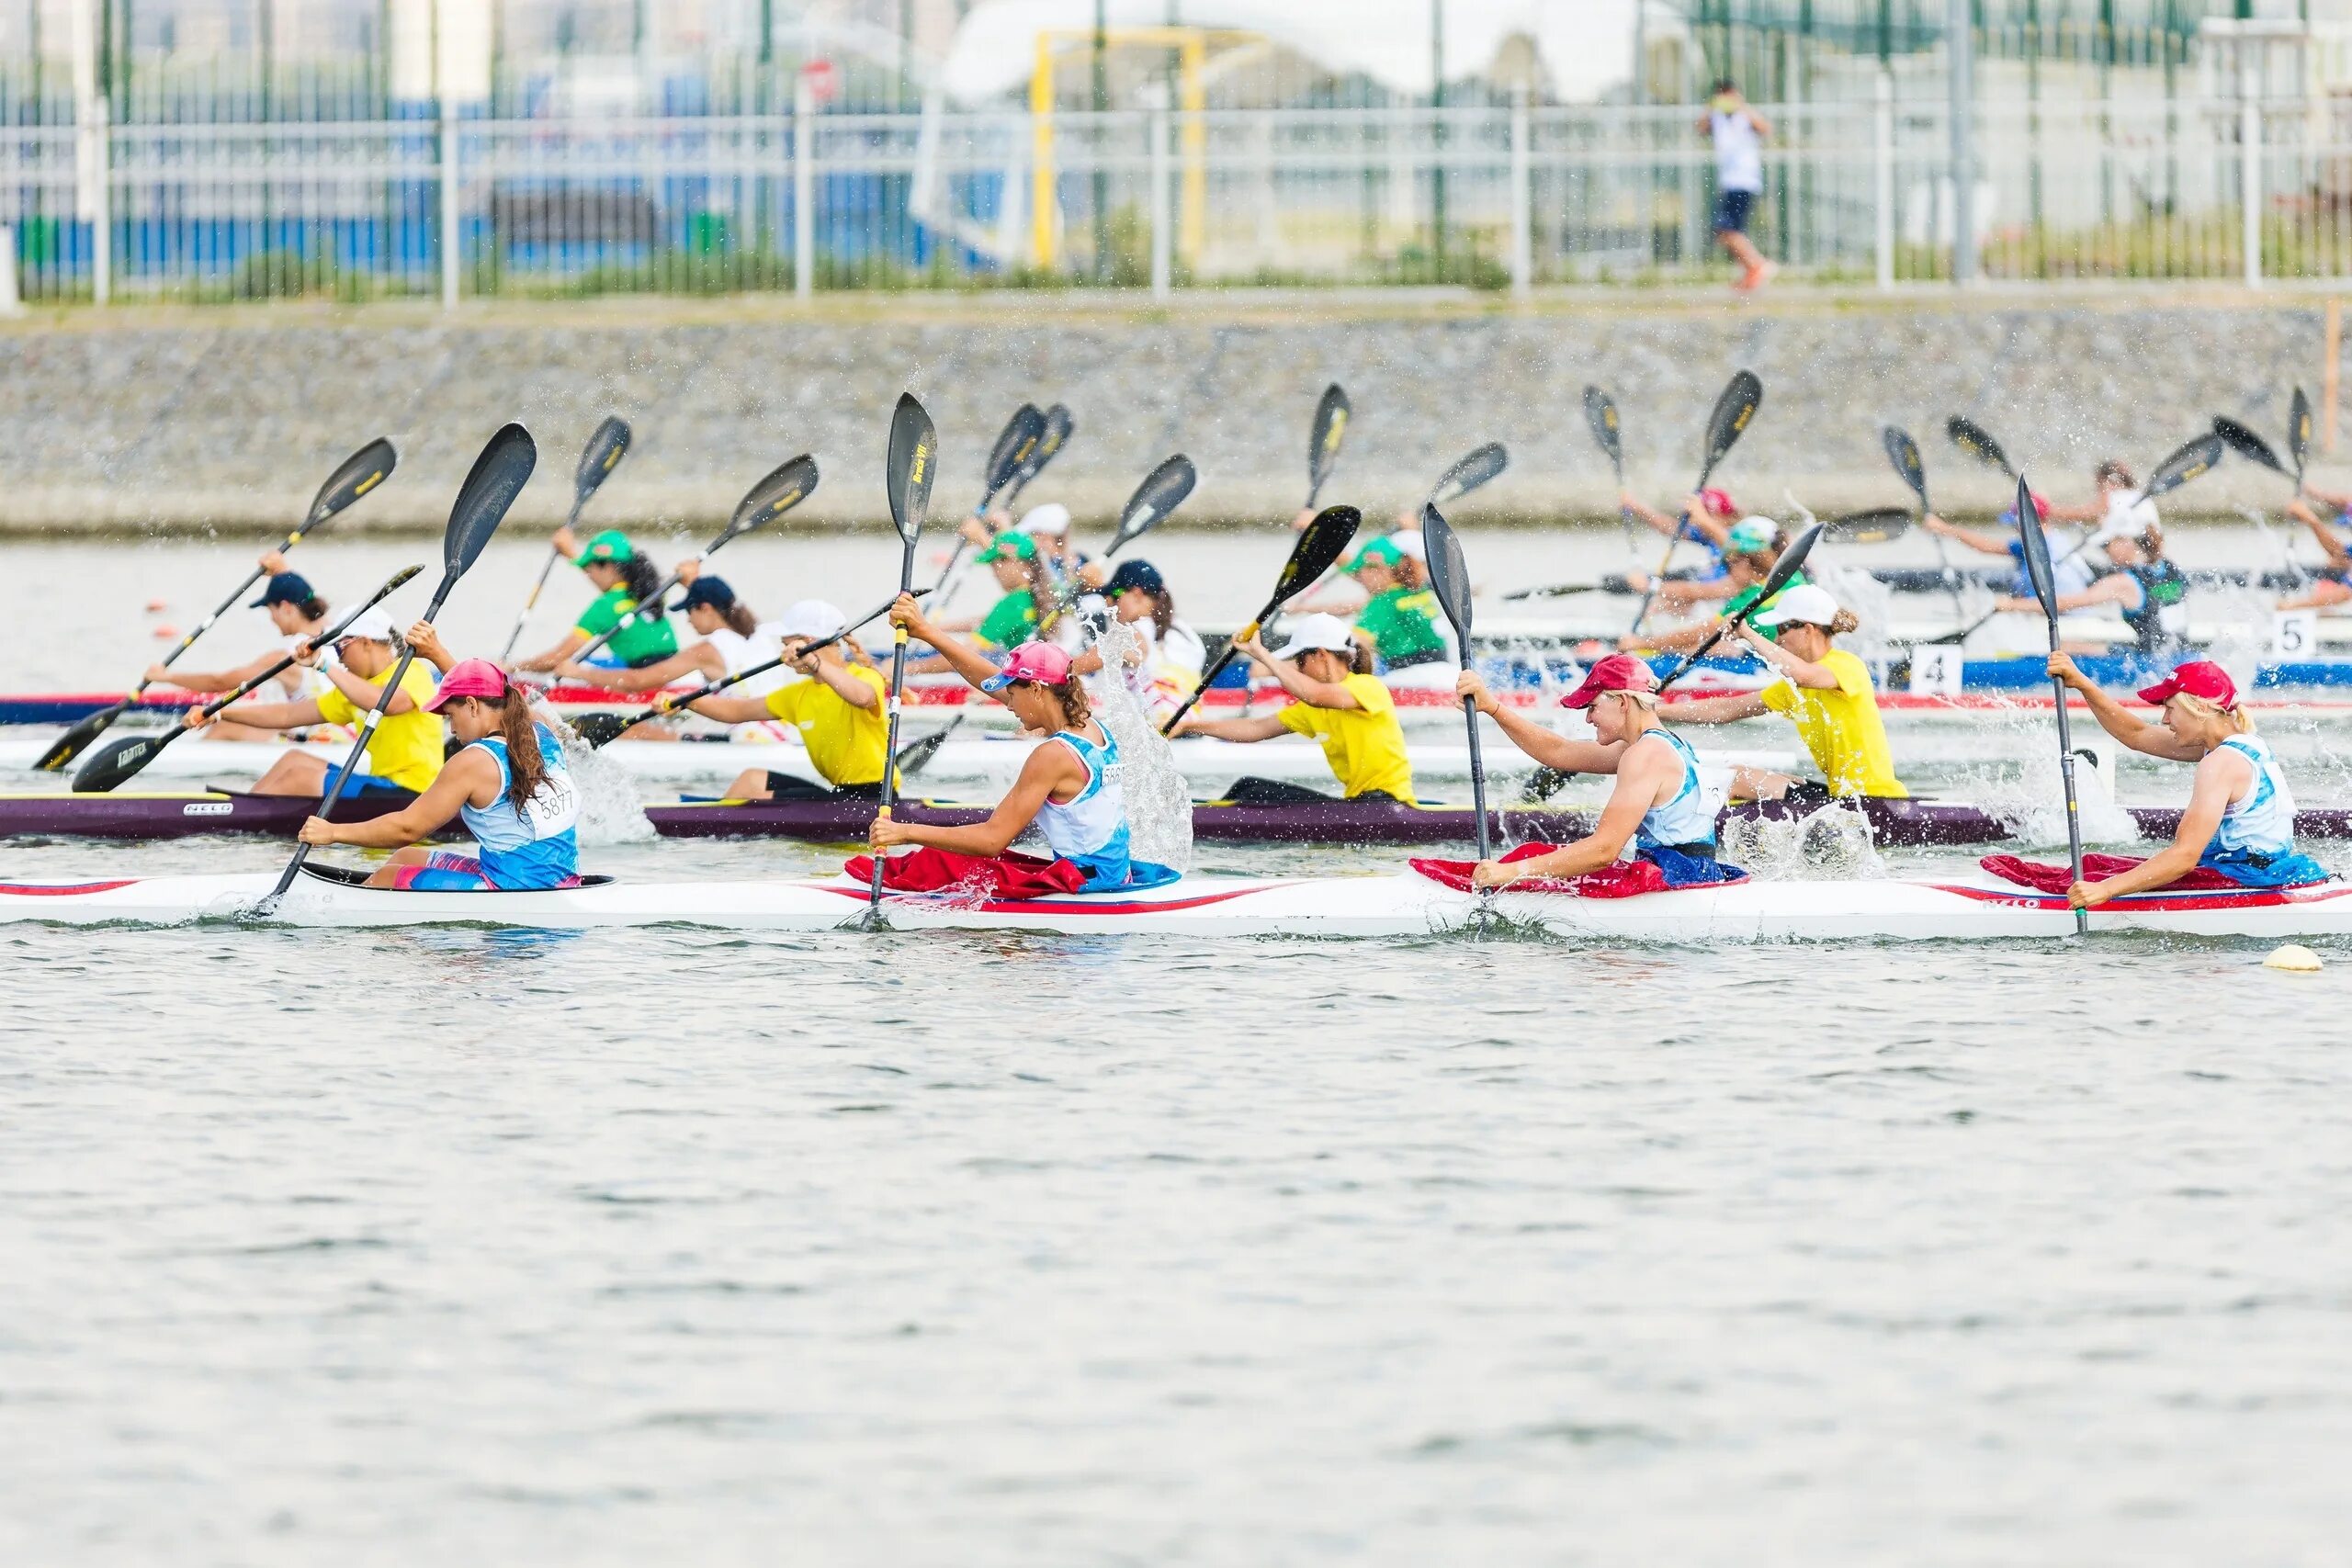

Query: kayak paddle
[1419,500,1490,866]
[1822,506,1912,545]
[1631,368,1762,638]
[71,566,425,794]
[568,453,818,665]
[2290,386,2313,494]
[1656,519,1824,690]
[1001,402,1073,512]
[2049,431,2226,574]
[1883,422,1967,620]
[260,424,535,911]
[1160,504,1361,736]
[1036,454,1197,635]
[930,402,1044,602]
[1304,383,1350,513]
[1584,385,1639,554]
[2015,468,2088,937]
[1947,414,2018,478]
[571,588,932,749]
[1428,442,1508,509]
[868,393,940,923]
[2212,412,2290,480]
[500,415,630,664]
[38,436,397,772]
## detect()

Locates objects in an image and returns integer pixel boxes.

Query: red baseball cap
[2136,660,2238,708]
[1558,653,1659,709]
[424,657,511,713]
[1696,487,1736,517]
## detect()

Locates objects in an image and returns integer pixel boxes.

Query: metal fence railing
[5,96,2351,309]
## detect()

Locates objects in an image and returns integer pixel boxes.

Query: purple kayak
[0,790,410,840]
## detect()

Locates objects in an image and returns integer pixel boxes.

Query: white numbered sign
[2272,609,2318,660]
[1907,646,1965,697]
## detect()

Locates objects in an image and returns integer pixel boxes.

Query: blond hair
[2170,690,2256,734]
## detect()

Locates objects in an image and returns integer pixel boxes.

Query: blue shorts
[1713,187,1757,234]
[326,771,415,801]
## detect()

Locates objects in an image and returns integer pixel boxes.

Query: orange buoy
[152,624,179,638]
[145,598,169,613]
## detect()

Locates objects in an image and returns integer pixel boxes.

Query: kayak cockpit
[297,864,618,892]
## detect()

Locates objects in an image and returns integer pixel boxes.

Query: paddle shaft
[599,592,922,743]
[868,539,922,908]
[499,548,566,664]
[2051,666,2090,938]
[1159,614,1266,736]
[1462,693,1492,863]
[1627,516,1685,637]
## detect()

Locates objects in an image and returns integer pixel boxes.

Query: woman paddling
[514,527,679,672]
[2278,487,2352,609]
[1662,583,1908,804]
[1173,613,1418,806]
[1295,536,1451,684]
[553,572,787,716]
[862,595,1174,893]
[1620,518,1801,654]
[1618,486,1741,598]
[655,602,889,802]
[299,636,580,891]
[1994,524,2190,658]
[1924,489,2098,598]
[1069,559,1204,725]
[183,607,442,801]
[2042,655,2327,907]
[1455,653,1747,892]
[146,568,336,740]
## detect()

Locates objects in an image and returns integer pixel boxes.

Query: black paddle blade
[1429,442,1508,507]
[2144,433,2224,501]
[983,402,1045,508]
[1695,369,1763,488]
[1272,505,1362,607]
[2211,414,2287,476]
[308,437,397,526]
[1759,521,1824,601]
[1419,502,1475,644]
[575,416,631,501]
[1582,386,1623,469]
[571,711,635,748]
[1882,424,1929,511]
[1005,403,1072,504]
[1947,414,2017,477]
[1825,507,1913,546]
[70,731,172,794]
[34,698,133,772]
[729,453,820,536]
[895,719,960,780]
[1111,455,1196,554]
[445,424,537,581]
[1306,383,1350,502]
[888,393,939,545]
[2290,387,2313,482]
[2014,473,2058,621]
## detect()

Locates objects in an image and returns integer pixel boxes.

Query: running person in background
[1618,487,1742,594]
[1702,77,1775,292]
[1456,653,1747,890]
[1994,524,2190,659]
[553,572,786,703]
[1663,584,1908,803]
[1619,517,1797,650]
[665,602,889,803]
[298,639,579,892]
[144,569,336,740]
[515,527,679,672]
[182,607,443,801]
[1174,613,1418,806]
[1070,559,1204,724]
[1923,490,2099,598]
[2278,484,2352,609]
[865,598,1175,893]
[2045,655,2328,904]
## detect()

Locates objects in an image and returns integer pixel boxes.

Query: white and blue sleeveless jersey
[2207,734,2297,862]
[460,723,580,889]
[1630,728,1724,852]
[1038,726,1131,886]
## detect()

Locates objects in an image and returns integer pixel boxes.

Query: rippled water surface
[5,536,2352,1564]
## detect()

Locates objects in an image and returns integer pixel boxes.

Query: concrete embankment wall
[0,288,2339,536]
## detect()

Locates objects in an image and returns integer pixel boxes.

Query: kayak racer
[1620,517,1802,654]
[144,565,338,739]
[1069,559,1205,725]
[514,526,679,672]
[181,607,442,802]
[1457,652,1747,892]
[1925,488,2098,598]
[298,638,579,891]
[553,570,786,704]
[658,601,891,803]
[1172,612,1418,806]
[1994,523,2190,657]
[2046,654,2328,906]
[1617,485,1741,598]
[2278,483,2352,610]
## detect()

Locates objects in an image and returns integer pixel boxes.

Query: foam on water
[535,703,656,845]
[1718,801,1889,880]
[1082,616,1196,874]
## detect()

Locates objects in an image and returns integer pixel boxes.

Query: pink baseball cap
[1696,487,1736,517]
[979,640,1072,693]
[1558,653,1659,709]
[424,657,511,712]
[2137,660,2238,709]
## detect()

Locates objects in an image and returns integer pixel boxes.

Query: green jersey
[1356,586,1447,666]
[577,584,680,666]
[1723,570,1808,644]
[977,589,1040,651]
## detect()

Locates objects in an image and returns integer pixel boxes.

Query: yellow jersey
[1278,672,1417,804]
[314,661,444,792]
[1759,648,1907,798]
[764,665,889,787]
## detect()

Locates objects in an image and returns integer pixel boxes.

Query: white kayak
[0,733,1800,790]
[0,863,2345,942]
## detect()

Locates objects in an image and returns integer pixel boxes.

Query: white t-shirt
[2103,491,2160,536]
[707,624,789,700]
[1711,110,1763,193]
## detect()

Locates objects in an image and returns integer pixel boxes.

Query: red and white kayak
[0,862,2344,942]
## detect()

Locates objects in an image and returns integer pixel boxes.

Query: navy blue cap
[677,576,737,613]
[249,571,316,609]
[1103,558,1166,597]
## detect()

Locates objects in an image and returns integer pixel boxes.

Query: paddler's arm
[1922,513,2015,557]
[891,592,999,693]
[402,623,459,677]
[321,661,420,716]
[192,695,326,731]
[515,627,590,674]
[1662,692,1771,724]
[2073,751,2240,908]
[1472,746,1665,889]
[554,643,717,692]
[1239,635,1359,709]
[1733,621,1838,690]
[676,693,769,725]
[1620,491,1679,541]
[2046,652,2201,761]
[2286,496,2352,571]
[1456,671,1623,773]
[144,648,278,693]
[866,743,1074,857]
[1996,576,2133,615]
[808,647,880,710]
[297,749,494,850]
[1176,715,1291,742]
[1619,619,1715,654]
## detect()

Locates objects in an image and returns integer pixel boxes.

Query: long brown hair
[721,600,758,637]
[1141,586,1175,639]
[481,690,555,814]
[1043,674,1091,729]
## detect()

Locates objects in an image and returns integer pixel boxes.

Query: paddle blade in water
[1825,507,1913,546]
[1274,505,1362,606]
[575,416,631,502]
[1696,369,1763,488]
[1429,442,1508,508]
[1420,502,1475,643]
[1882,424,1929,511]
[2211,414,2287,476]
[888,393,939,545]
[308,437,397,528]
[1112,455,1196,554]
[1306,383,1350,504]
[1947,414,2016,477]
[2014,474,2058,621]
[71,732,172,794]
[2290,387,2313,483]
[730,453,820,536]
[444,424,537,581]
[1582,386,1623,470]
[2144,433,2224,500]
[983,402,1045,508]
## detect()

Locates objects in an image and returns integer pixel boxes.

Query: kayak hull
[0,789,408,839]
[1,865,2347,941]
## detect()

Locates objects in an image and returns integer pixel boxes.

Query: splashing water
[1718,802,1888,880]
[1083,617,1195,874]
[535,702,656,846]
